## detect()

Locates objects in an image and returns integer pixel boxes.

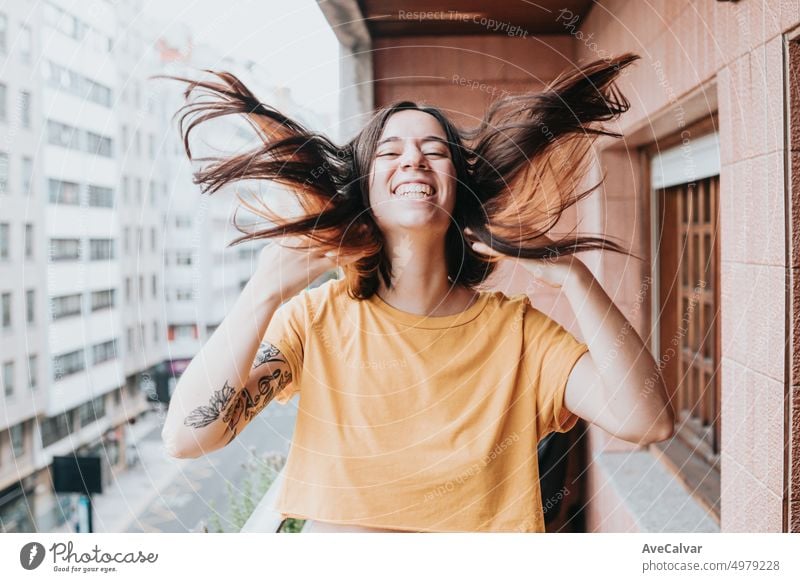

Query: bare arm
[465,229,673,445]
[161,271,284,459]
[563,267,674,445]
[161,239,341,459]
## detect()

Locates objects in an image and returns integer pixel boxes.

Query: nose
[398,145,428,169]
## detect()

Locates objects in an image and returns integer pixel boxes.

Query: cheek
[437,162,457,196]
[368,163,392,200]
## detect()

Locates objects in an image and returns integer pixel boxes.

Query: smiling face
[367,109,457,237]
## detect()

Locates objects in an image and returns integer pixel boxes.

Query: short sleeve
[262,291,307,405]
[521,298,589,439]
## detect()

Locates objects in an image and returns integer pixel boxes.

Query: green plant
[207,450,291,533]
[278,517,305,533]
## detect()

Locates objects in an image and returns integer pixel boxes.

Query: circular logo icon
[20,542,46,570]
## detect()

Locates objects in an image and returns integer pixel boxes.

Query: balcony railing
[240,466,289,533]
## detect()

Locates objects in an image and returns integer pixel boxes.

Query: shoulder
[300,276,350,321]
[305,275,346,300]
[485,289,531,318]
[272,276,344,322]
[491,291,573,339]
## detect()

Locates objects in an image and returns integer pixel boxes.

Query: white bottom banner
[1,533,799,581]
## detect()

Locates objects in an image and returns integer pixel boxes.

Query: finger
[470,241,502,257]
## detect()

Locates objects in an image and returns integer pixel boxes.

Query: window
[78,396,105,427]
[2,292,10,329]
[20,91,31,129]
[651,129,720,519]
[90,289,115,311]
[10,423,24,457]
[138,275,144,299]
[134,130,140,157]
[151,274,157,298]
[126,326,133,350]
[41,412,74,448]
[125,277,131,303]
[50,238,80,261]
[19,24,31,64]
[135,178,142,203]
[0,82,6,121]
[51,293,81,319]
[122,175,129,203]
[28,354,37,391]
[175,251,193,265]
[121,125,128,152]
[47,120,81,150]
[150,227,156,252]
[43,60,112,107]
[176,216,192,228]
[2,361,13,397]
[86,131,112,157]
[47,121,113,157]
[0,222,8,259]
[136,227,143,252]
[88,185,113,207]
[148,133,155,159]
[89,238,114,260]
[176,288,193,301]
[21,156,32,195]
[149,180,155,205]
[43,2,112,51]
[123,227,130,254]
[152,321,159,343]
[0,152,7,194]
[0,13,6,54]
[53,349,85,379]
[48,179,80,205]
[91,339,117,365]
[25,289,34,324]
[169,324,197,341]
[24,223,33,259]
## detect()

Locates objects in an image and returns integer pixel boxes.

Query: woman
[160,53,674,533]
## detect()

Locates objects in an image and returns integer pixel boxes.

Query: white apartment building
[0,0,333,532]
[114,0,168,404]
[0,0,168,532]
[0,0,47,534]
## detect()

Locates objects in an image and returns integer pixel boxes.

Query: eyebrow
[376,136,449,147]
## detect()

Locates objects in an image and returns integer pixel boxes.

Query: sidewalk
[54,409,189,533]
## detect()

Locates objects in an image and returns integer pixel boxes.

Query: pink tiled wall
[574,0,797,532]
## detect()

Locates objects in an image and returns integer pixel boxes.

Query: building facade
[319,0,800,532]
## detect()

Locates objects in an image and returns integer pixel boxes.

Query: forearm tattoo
[253,342,285,369]
[183,342,293,446]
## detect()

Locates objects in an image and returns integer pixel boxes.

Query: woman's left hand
[464,227,591,289]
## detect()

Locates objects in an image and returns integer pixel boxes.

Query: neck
[377,230,478,317]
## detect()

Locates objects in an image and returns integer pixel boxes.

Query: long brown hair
[159,53,639,300]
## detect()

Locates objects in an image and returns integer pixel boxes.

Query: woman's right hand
[255,236,361,299]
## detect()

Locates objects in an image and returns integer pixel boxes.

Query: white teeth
[392,183,434,198]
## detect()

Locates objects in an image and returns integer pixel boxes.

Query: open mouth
[391,182,436,200]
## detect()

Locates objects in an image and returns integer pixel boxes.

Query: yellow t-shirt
[264,277,589,532]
